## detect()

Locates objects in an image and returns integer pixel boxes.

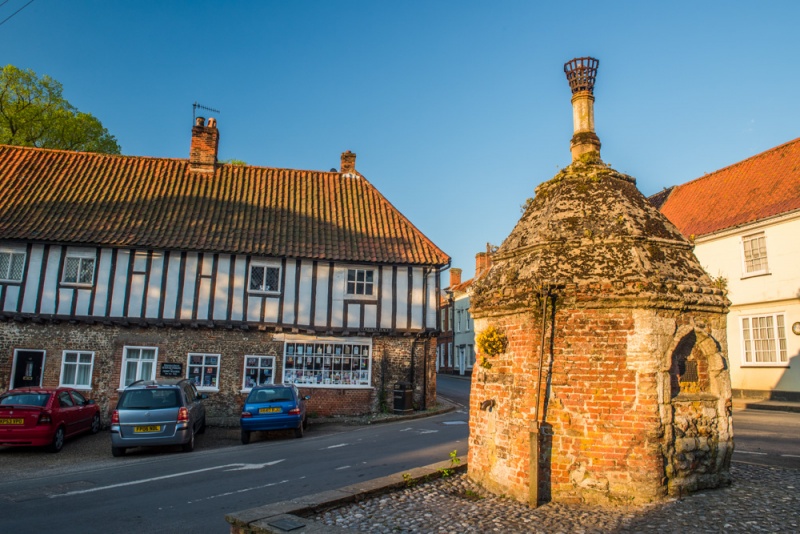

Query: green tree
[0,65,120,154]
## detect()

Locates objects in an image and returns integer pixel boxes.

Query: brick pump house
[468,58,733,506]
[0,118,450,424]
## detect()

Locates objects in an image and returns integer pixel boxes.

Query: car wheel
[111,446,126,457]
[48,426,65,453]
[197,417,206,434]
[294,423,304,439]
[90,413,101,434]
[182,430,195,452]
[241,429,251,445]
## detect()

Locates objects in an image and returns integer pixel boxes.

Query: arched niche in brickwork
[666,327,727,401]
[662,325,732,495]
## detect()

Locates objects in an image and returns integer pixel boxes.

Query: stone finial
[564,57,601,161]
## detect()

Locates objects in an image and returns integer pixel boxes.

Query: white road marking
[442,421,468,425]
[225,460,285,471]
[325,443,348,449]
[399,428,413,432]
[187,480,289,504]
[335,465,351,470]
[50,462,283,498]
[781,454,800,458]
[734,450,767,455]
[419,430,438,434]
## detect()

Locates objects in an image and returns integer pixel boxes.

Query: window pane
[79,258,95,284]
[265,267,280,291]
[250,265,264,290]
[76,364,90,386]
[10,253,24,280]
[140,349,156,361]
[64,257,79,283]
[0,253,8,279]
[63,362,76,384]
[125,361,138,386]
[139,361,153,380]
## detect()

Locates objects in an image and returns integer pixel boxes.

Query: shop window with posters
[242,355,276,390]
[283,340,371,388]
[187,353,220,390]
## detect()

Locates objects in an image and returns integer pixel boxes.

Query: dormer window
[249,261,281,293]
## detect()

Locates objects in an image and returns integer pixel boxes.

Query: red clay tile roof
[657,137,800,237]
[0,145,450,266]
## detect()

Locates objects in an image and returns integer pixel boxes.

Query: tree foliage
[0,65,120,154]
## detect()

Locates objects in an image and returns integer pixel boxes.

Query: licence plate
[134,425,162,433]
[258,407,281,414]
[0,418,24,425]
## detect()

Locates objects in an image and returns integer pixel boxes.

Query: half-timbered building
[0,118,450,423]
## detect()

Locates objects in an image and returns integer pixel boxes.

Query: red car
[0,387,101,452]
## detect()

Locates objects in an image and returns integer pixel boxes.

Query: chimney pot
[341,150,356,174]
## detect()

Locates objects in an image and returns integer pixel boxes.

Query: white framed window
[346,268,374,296]
[60,351,94,389]
[121,346,158,387]
[741,313,788,366]
[248,261,281,293]
[742,232,768,276]
[0,250,25,282]
[187,353,220,390]
[242,355,276,390]
[456,310,462,333]
[283,339,371,388]
[62,252,96,285]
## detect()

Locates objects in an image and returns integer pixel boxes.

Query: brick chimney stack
[189,117,219,173]
[341,150,356,174]
[564,57,601,161]
[449,268,462,288]
[475,252,492,277]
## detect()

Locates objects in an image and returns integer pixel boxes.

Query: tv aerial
[193,102,221,121]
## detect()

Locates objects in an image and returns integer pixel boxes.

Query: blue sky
[1,1,797,279]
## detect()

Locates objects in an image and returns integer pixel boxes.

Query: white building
[653,137,800,401]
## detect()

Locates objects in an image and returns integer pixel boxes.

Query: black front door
[12,350,45,388]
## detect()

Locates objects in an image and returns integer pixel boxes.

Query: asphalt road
[0,411,470,533]
[0,375,795,533]
[730,407,800,469]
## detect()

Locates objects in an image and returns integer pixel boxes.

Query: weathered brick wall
[468,300,732,505]
[0,321,436,424]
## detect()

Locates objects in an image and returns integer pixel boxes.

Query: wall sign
[160,362,183,377]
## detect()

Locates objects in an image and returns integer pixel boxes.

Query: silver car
[110,379,207,457]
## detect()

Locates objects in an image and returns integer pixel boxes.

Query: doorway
[11,350,45,388]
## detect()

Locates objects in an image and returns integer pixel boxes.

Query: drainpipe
[530,284,551,507]
[422,337,429,410]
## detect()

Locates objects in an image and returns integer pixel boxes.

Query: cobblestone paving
[313,463,799,533]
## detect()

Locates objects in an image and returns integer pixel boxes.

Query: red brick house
[0,118,450,424]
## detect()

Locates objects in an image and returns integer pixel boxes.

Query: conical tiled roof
[472,153,727,313]
[0,144,449,266]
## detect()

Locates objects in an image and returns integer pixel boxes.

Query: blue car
[240,384,309,444]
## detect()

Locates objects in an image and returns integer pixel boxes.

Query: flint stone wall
[0,321,436,425]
